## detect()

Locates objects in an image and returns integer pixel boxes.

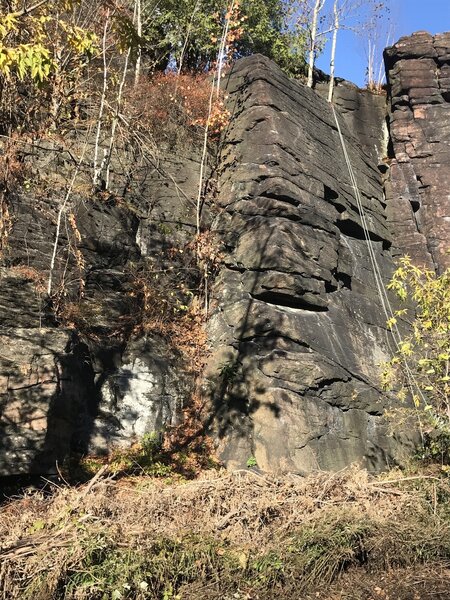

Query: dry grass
[1,466,450,598]
[324,563,450,599]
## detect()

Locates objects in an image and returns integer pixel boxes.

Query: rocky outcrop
[205,55,411,473]
[0,139,203,476]
[316,80,388,165]
[2,32,450,478]
[385,31,450,272]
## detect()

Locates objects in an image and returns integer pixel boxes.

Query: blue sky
[316,0,450,86]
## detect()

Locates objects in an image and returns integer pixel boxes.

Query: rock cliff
[205,55,405,473]
[0,142,202,476]
[385,31,450,272]
[1,32,449,478]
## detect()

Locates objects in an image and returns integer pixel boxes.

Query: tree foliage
[0,1,97,133]
[0,1,143,134]
[383,256,450,435]
[141,0,307,76]
[0,0,97,83]
[238,0,307,76]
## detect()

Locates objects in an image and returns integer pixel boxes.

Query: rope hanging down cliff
[329,102,428,426]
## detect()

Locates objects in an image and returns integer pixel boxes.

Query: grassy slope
[1,466,450,599]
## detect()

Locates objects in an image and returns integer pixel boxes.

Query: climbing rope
[330,102,429,432]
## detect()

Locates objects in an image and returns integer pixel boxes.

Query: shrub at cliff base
[2,466,450,599]
[383,256,450,462]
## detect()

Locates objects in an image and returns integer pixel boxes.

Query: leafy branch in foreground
[383,255,450,438]
[0,1,97,84]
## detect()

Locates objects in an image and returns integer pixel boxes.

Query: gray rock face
[0,140,203,475]
[384,32,450,271]
[316,80,388,164]
[85,337,188,454]
[2,32,449,477]
[205,55,411,473]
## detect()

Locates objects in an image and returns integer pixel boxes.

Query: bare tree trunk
[367,37,374,89]
[375,28,392,89]
[48,141,88,297]
[327,0,339,102]
[364,0,390,89]
[216,0,235,97]
[196,80,215,237]
[196,0,235,235]
[134,0,142,87]
[307,0,325,88]
[177,0,200,76]
[93,9,110,186]
[105,48,130,190]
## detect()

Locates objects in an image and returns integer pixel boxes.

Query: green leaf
[28,519,46,533]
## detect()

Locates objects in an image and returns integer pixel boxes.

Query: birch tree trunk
[307,0,325,88]
[367,38,374,89]
[177,0,200,76]
[327,0,339,102]
[93,9,110,186]
[216,0,235,97]
[105,48,130,190]
[134,0,142,87]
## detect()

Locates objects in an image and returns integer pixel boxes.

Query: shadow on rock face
[202,55,418,474]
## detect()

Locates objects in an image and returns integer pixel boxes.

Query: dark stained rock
[0,136,205,475]
[0,326,73,475]
[384,32,450,271]
[205,55,413,474]
[3,30,450,478]
[316,80,389,165]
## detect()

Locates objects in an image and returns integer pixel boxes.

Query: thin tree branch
[14,0,49,17]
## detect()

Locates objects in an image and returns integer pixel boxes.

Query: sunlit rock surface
[206,55,411,473]
[2,31,450,477]
[385,31,450,271]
